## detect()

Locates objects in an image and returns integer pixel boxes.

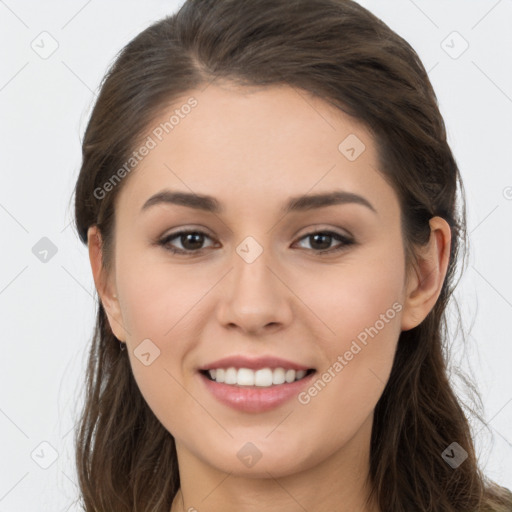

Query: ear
[87,225,127,342]
[400,216,452,331]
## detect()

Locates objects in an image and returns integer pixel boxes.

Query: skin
[88,82,451,512]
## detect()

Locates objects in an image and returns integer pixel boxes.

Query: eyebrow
[140,189,377,215]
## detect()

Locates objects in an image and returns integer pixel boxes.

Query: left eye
[295,231,354,253]
[158,229,354,255]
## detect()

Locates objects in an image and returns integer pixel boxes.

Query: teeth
[225,367,237,385]
[272,367,286,385]
[205,367,310,387]
[238,368,255,386]
[285,369,295,383]
[254,368,272,387]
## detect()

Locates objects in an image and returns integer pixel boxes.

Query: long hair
[72,0,512,510]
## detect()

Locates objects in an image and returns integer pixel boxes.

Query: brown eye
[159,230,216,254]
[295,231,354,254]
[157,229,354,256]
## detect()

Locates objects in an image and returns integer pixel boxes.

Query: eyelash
[157,229,355,256]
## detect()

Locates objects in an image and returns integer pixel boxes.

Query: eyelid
[294,224,354,240]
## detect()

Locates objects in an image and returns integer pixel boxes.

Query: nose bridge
[216,233,292,332]
[232,234,278,300]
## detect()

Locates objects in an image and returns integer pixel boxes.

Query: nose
[215,242,293,336]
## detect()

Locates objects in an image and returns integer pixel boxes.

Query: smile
[201,367,315,387]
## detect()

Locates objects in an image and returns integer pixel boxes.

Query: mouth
[198,366,317,413]
[199,367,316,387]
[197,355,317,412]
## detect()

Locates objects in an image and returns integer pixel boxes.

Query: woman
[72,0,512,510]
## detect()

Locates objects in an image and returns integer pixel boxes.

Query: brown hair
[72,0,512,510]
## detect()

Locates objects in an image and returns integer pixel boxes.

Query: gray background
[0,0,511,510]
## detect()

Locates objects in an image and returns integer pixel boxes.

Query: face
[96,82,414,478]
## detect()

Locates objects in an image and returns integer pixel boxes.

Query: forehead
[117,83,396,219]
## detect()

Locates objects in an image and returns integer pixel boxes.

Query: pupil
[179,233,333,251]
[182,233,204,250]
[311,233,331,250]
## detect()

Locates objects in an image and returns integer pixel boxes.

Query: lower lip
[199,371,316,413]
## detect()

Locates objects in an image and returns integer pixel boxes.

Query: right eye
[158,230,217,255]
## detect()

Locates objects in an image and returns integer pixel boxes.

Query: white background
[0,0,511,510]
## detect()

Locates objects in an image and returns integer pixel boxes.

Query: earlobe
[87,226,127,342]
[400,217,451,332]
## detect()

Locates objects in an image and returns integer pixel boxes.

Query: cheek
[115,244,200,341]
[115,255,202,434]
[293,244,404,423]
[305,240,405,346]
[114,249,210,401]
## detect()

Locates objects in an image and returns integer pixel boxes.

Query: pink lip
[198,371,316,413]
[198,355,312,371]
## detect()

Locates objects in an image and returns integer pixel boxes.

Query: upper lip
[198,355,313,371]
